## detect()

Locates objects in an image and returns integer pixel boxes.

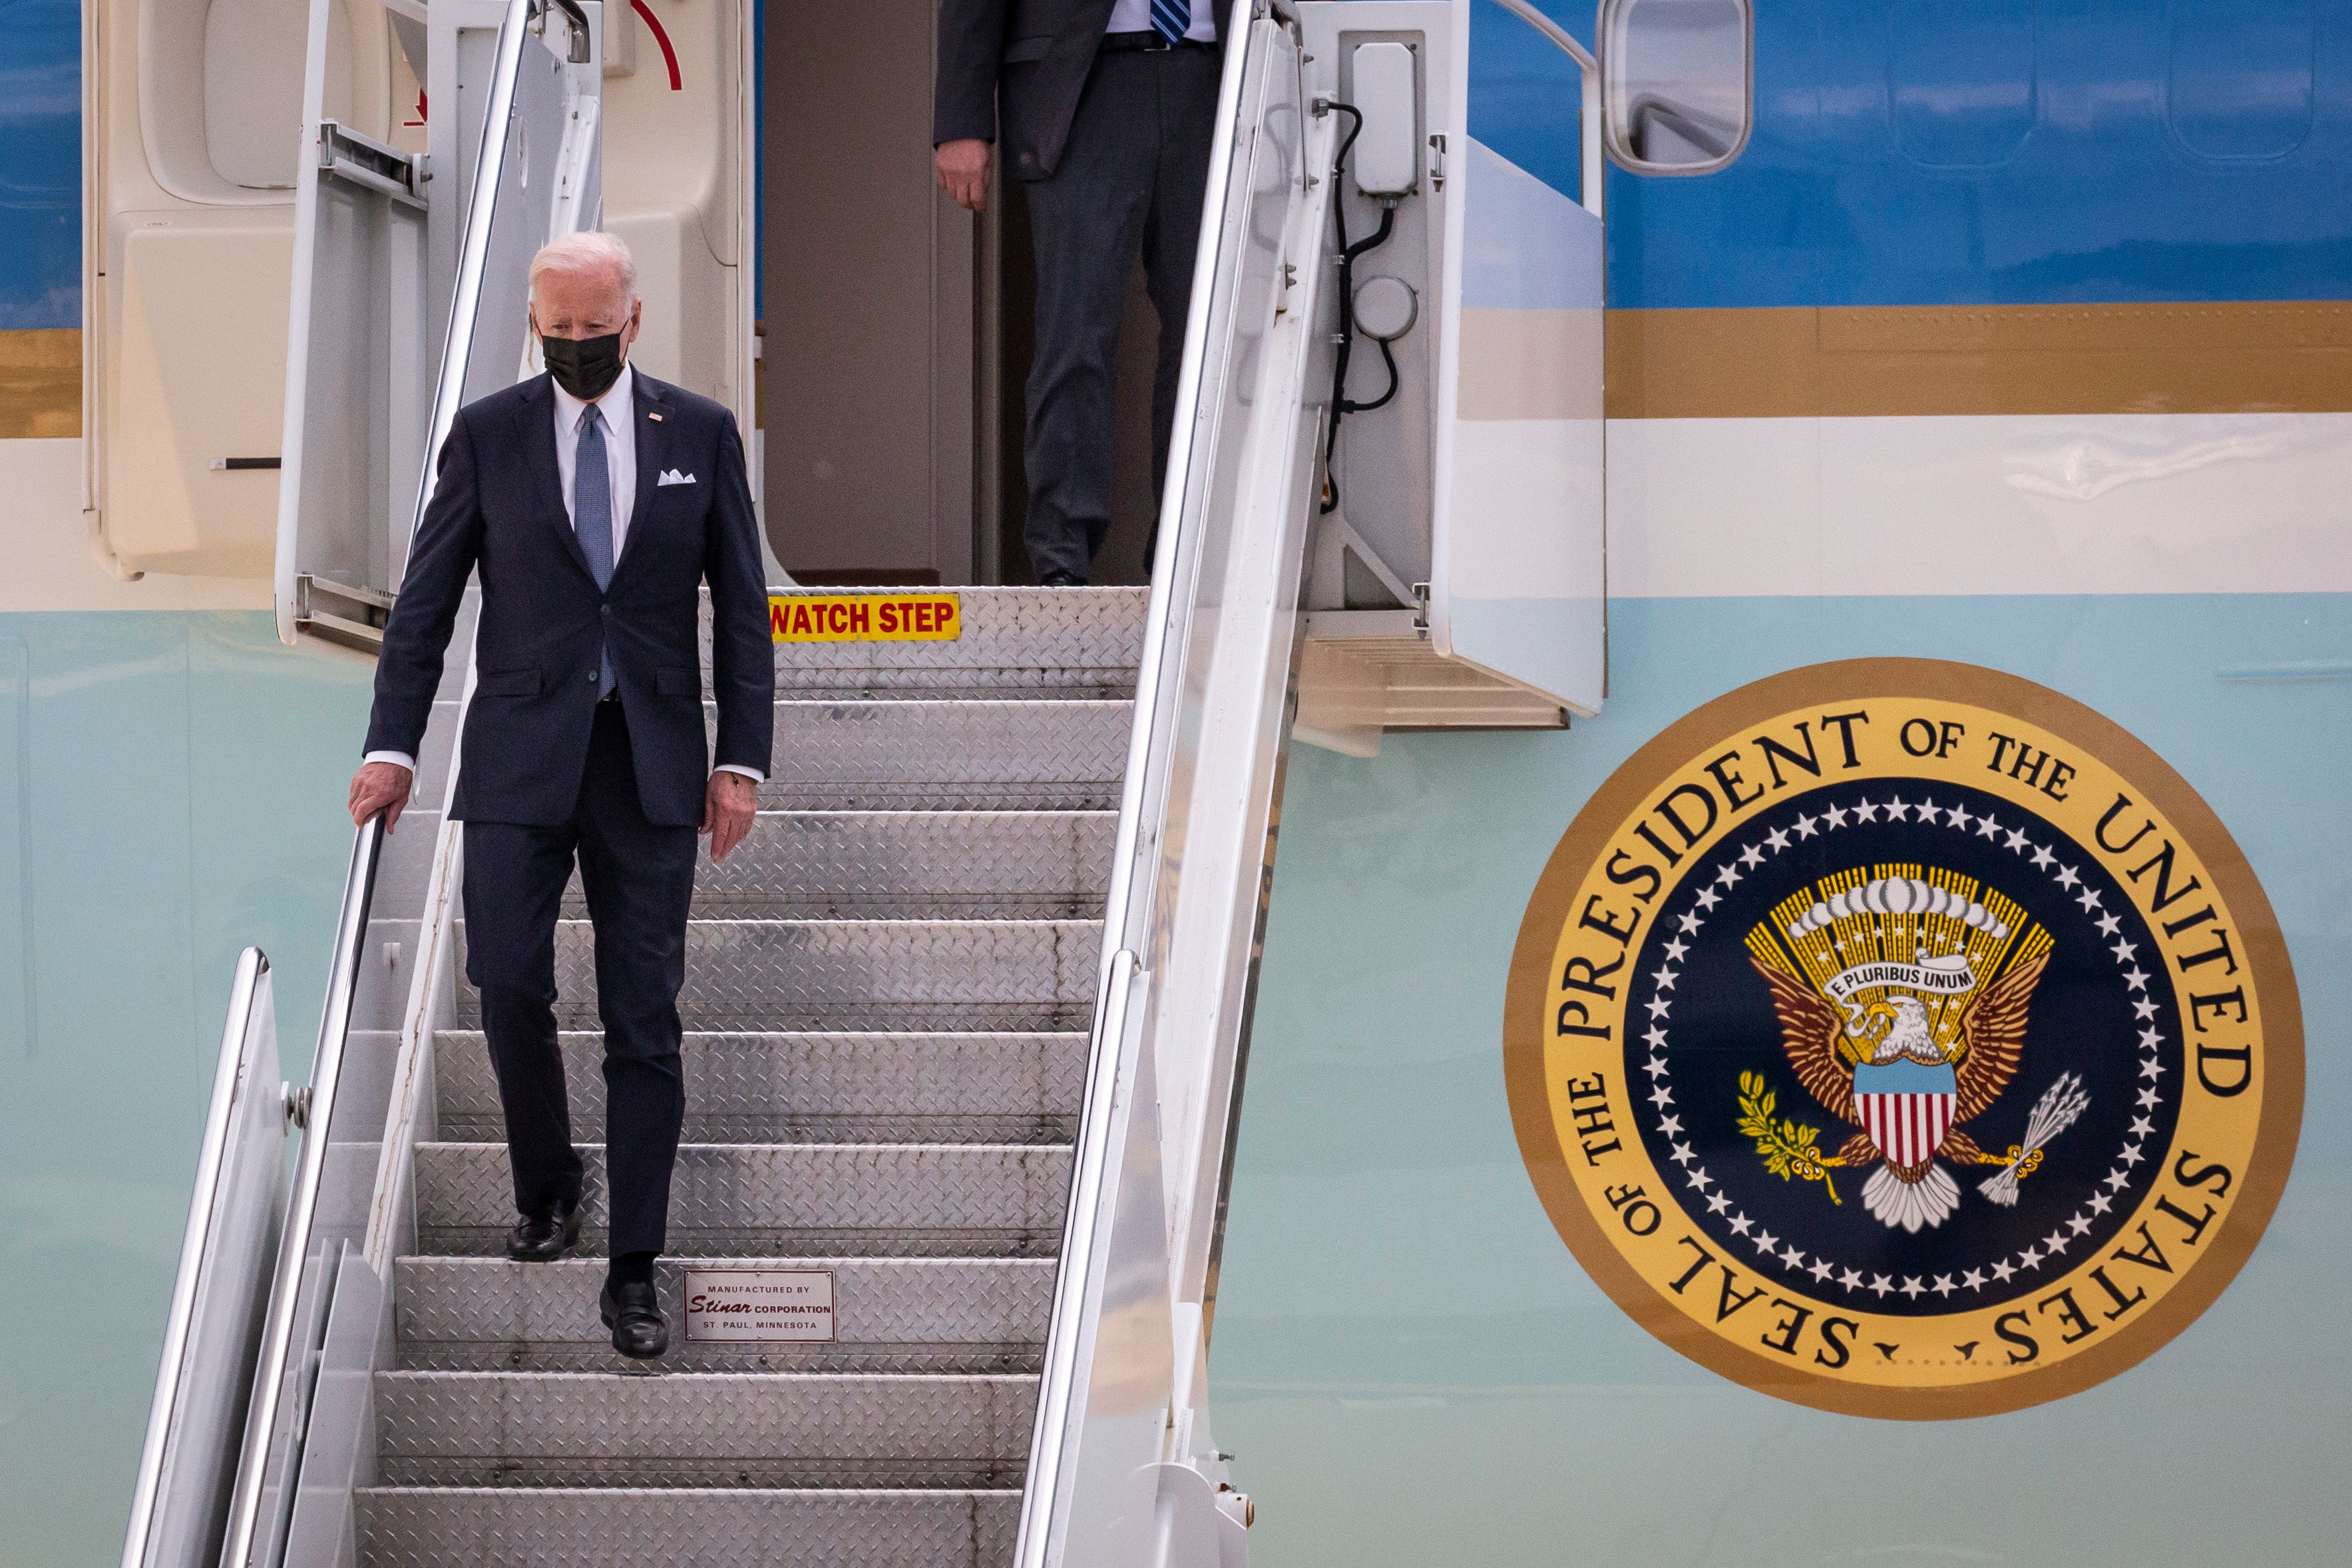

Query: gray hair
[527,231,639,303]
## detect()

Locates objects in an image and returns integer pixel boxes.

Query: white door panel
[1432,132,1605,713]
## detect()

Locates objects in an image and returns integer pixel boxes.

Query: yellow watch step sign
[769,592,962,642]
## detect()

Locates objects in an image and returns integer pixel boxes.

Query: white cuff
[714,763,765,783]
[363,751,418,773]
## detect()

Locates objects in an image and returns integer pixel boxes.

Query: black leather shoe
[504,1198,581,1263]
[1038,568,1086,587]
[600,1278,669,1360]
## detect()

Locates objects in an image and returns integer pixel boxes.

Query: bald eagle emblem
[1745,871,2082,1233]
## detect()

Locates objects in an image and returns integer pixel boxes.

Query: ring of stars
[1641,789,2175,1308]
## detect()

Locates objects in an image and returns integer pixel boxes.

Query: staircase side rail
[217,818,383,1568]
[264,7,599,1556]
[1013,11,1263,1564]
[1018,5,1335,1562]
[214,6,556,1557]
[351,0,597,1281]
[417,0,544,528]
[120,950,289,1568]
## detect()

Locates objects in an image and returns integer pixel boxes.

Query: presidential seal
[1503,660,2302,1418]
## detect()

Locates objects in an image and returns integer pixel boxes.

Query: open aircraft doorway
[757,0,1163,586]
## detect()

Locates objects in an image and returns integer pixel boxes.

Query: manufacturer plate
[683,1268,837,1342]
[771,592,962,642]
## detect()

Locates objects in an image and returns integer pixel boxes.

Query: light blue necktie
[1149,0,1189,45]
[574,403,616,697]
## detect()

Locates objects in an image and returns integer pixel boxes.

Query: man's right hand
[934,138,992,213]
[349,761,415,833]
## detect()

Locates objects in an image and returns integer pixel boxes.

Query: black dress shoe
[1038,568,1087,587]
[600,1278,670,1360]
[505,1198,582,1263]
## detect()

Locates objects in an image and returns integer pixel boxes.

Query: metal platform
[433,1030,1087,1143]
[393,1256,1053,1373]
[373,1370,1040,1487]
[558,811,1117,918]
[759,699,1131,811]
[362,586,1141,1566]
[454,918,1105,1031]
[415,1141,1074,1257]
[745,586,1147,698]
[355,1487,1022,1568]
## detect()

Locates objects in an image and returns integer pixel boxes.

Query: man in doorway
[345,232,773,1360]
[934,0,1223,584]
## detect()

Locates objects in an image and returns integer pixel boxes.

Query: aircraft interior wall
[755,0,1161,586]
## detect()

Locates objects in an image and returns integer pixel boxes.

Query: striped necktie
[1150,0,1189,45]
[574,403,617,696]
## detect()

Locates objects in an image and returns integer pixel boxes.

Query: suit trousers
[463,701,697,1258]
[1022,45,1221,584]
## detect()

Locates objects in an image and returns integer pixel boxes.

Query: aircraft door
[1428,0,1607,716]
[82,0,409,580]
[274,0,601,649]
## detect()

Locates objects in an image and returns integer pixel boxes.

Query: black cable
[1348,336,1401,415]
[1314,101,1401,516]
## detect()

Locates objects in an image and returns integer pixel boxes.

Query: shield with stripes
[1852,1058,1959,1167]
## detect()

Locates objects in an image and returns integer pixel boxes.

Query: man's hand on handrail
[934,138,993,214]
[349,760,415,833]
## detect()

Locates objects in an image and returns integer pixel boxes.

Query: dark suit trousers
[463,701,697,1258]
[1022,45,1221,583]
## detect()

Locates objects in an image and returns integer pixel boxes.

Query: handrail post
[119,948,274,1568]
[1487,0,1604,218]
[216,817,383,1568]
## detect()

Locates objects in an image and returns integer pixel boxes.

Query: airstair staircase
[122,1,1609,1563]
[357,588,1141,1563]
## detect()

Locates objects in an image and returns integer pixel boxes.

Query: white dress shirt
[1105,0,1214,41]
[365,357,763,785]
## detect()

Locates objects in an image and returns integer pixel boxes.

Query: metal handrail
[1490,0,1605,216]
[1012,5,1265,1563]
[412,0,536,554]
[219,7,535,1557]
[119,948,274,1568]
[215,820,382,1568]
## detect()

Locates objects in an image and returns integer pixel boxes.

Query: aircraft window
[1600,0,1752,175]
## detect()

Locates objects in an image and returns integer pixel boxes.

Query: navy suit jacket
[934,0,1225,180]
[363,371,775,828]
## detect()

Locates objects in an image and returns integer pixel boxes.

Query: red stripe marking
[630,0,683,90]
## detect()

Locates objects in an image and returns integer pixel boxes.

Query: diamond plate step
[760,700,1130,811]
[415,1143,1072,1258]
[356,1486,1020,1568]
[454,919,1103,1031]
[434,1030,1086,1143]
[732,585,1147,699]
[394,1257,1053,1373]
[373,1371,1038,1487]
[558,811,1115,918]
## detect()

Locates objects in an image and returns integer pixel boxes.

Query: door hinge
[1428,134,1447,191]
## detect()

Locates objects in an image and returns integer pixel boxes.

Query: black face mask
[540,331,626,401]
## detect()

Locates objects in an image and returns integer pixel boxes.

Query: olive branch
[1736,1070,1844,1205]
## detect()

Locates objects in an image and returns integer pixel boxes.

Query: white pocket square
[657,469,696,487]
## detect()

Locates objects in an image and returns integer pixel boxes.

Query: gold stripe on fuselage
[1606,301,2352,419]
[0,329,78,440]
[16,305,2350,443]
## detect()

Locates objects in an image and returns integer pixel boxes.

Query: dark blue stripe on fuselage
[1470,0,2352,309]
[7,1,2347,336]
[0,0,80,329]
